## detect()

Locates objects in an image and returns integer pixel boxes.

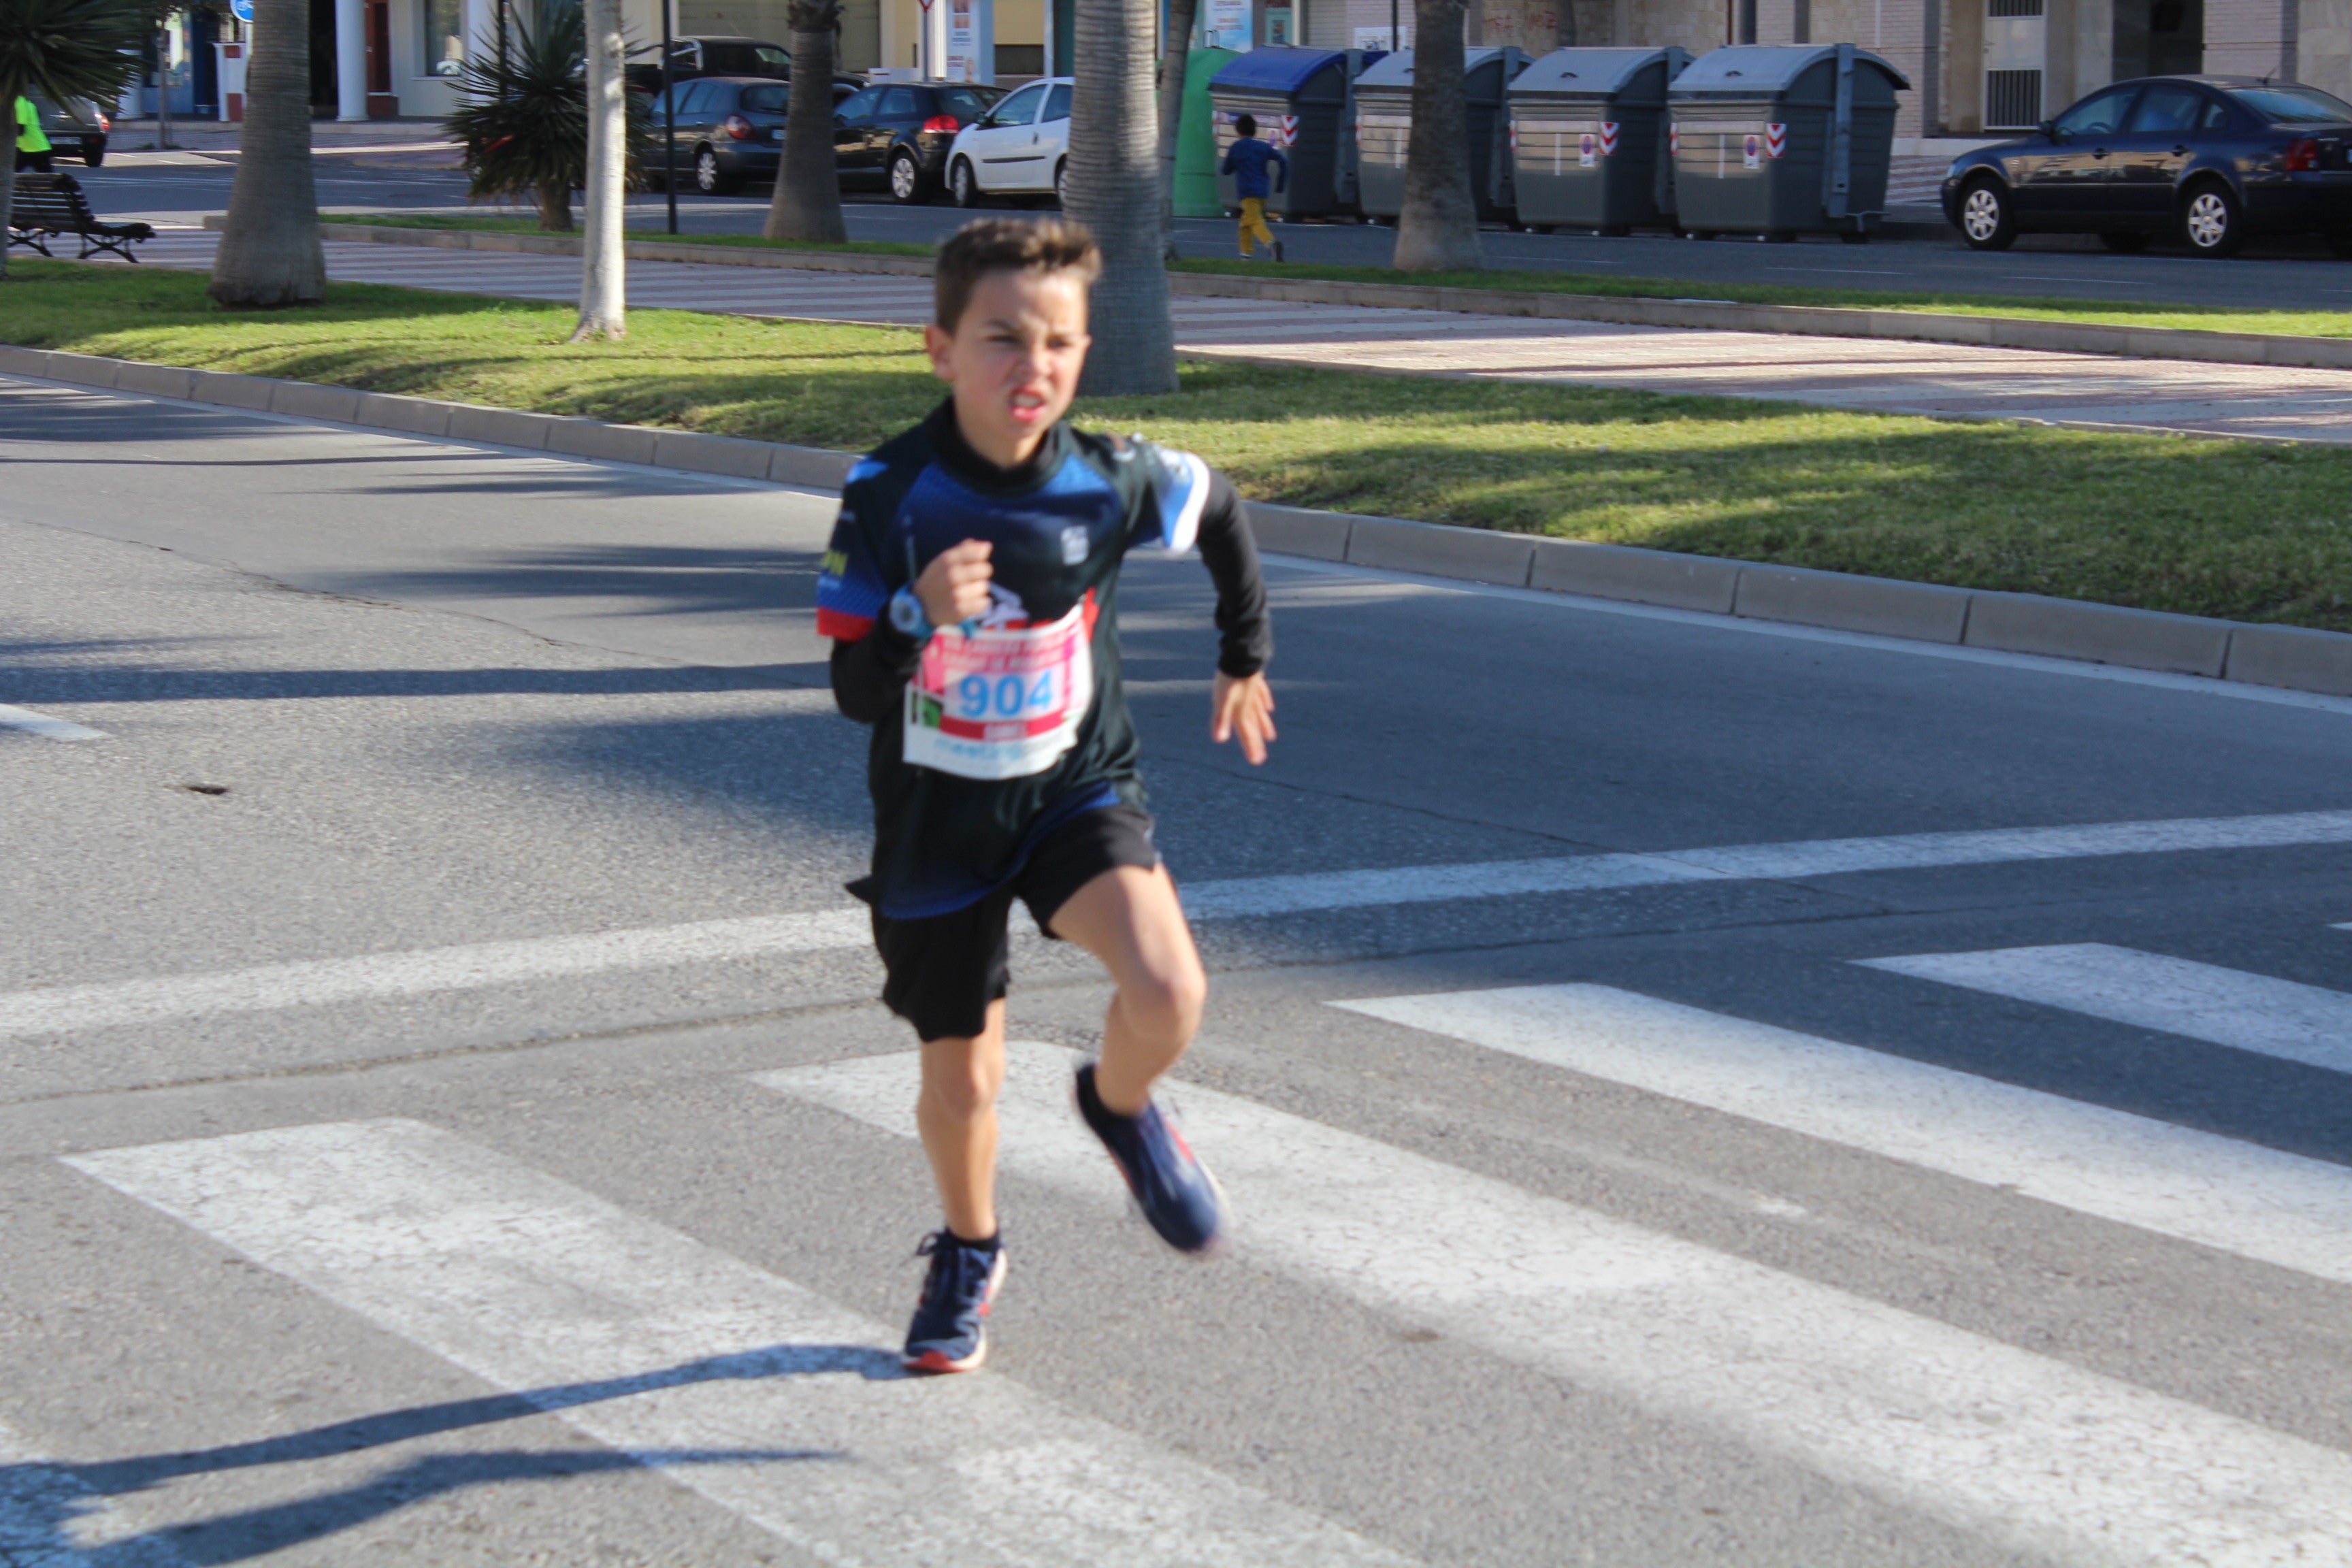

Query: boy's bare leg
[1047,864,1207,1115]
[917,998,1007,1239]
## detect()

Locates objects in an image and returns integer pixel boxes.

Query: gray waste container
[1507,46,1690,234]
[1209,48,1384,219]
[1352,47,1529,225]
[1667,43,1906,240]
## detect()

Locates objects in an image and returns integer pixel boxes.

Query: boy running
[817,218,1277,1375]
[1221,114,1288,261]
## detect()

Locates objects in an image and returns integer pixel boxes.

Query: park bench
[7,173,155,262]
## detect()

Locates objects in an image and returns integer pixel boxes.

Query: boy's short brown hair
[932,217,1102,331]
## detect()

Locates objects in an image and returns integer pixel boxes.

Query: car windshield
[937,87,996,121]
[990,82,1047,124]
[2229,84,2352,122]
[2054,86,2137,135]
[740,83,789,114]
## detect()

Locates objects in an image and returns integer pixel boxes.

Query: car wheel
[2179,181,2245,257]
[2099,229,2153,252]
[82,139,103,168]
[1054,160,1069,209]
[695,146,739,195]
[951,158,982,208]
[1957,177,2016,250]
[889,147,930,204]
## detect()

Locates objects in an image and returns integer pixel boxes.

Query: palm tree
[447,0,647,231]
[0,0,155,282]
[764,0,844,242]
[1392,0,1482,272]
[572,0,627,338]
[1154,0,1201,254]
[1067,0,1175,395]
[210,0,327,306]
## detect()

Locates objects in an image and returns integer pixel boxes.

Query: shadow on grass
[10,263,2352,627]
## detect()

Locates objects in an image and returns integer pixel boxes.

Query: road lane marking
[1330,983,2352,1287]
[10,808,2352,1039]
[0,911,872,1041]
[759,1043,2352,1567]
[0,704,107,742]
[64,1119,1411,1568]
[1857,944,2352,1076]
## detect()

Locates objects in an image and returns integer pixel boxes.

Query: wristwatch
[887,585,934,642]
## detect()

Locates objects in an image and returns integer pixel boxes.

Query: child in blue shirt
[1220,113,1288,261]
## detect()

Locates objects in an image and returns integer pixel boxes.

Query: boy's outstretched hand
[1211,672,1277,765]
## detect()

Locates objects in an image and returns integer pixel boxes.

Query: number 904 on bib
[903,603,1095,781]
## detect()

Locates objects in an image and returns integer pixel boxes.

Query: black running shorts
[871,804,1162,1042]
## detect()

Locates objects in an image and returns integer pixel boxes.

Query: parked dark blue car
[1941,76,2352,258]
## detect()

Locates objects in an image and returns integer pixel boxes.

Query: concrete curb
[274,218,2352,375]
[5,340,2348,701]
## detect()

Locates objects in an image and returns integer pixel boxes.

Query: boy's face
[924,266,1091,464]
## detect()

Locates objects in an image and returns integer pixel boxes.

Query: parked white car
[945,77,1073,206]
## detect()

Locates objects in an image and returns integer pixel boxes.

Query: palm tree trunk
[538,178,573,231]
[572,0,626,340]
[1392,0,1483,272]
[1070,0,1176,396]
[765,0,845,242]
[208,0,326,307]
[0,77,18,282]
[1155,0,1201,253]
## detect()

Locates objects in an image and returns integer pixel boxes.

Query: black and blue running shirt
[821,403,1271,921]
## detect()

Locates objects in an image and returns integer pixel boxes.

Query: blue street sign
[230,0,254,22]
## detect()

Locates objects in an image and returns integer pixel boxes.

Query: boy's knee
[1122,961,1207,1041]
[921,1048,1002,1120]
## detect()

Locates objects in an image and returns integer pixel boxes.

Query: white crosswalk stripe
[1329,983,2352,1286]
[1857,944,2352,1075]
[63,1119,1414,1568]
[760,1043,2352,1567]
[10,808,2352,1039]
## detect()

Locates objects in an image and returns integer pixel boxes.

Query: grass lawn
[9,257,2352,631]
[320,213,2352,340]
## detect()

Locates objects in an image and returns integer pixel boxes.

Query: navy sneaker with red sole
[902,1231,1008,1374]
[1074,1062,1229,1255]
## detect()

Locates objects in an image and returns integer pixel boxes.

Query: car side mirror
[2038,118,2061,140]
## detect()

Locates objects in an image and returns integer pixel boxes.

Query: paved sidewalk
[118,227,2352,442]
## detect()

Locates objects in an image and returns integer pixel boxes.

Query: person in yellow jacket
[15,96,54,173]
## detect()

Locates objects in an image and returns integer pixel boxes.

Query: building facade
[318,0,2349,140]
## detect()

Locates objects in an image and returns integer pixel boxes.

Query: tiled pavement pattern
[124,228,2352,442]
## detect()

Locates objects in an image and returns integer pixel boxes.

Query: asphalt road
[73,157,2352,309]
[5,375,2352,1566]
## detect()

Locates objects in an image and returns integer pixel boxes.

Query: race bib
[903,602,1094,780]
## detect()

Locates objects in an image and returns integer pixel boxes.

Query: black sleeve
[1196,471,1272,678]
[830,618,924,725]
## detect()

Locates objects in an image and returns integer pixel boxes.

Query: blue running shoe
[1074,1062,1228,1255]
[902,1232,1007,1375]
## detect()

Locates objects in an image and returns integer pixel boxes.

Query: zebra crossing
[15,913,2352,1565]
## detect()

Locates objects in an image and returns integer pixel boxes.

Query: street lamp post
[662,0,679,232]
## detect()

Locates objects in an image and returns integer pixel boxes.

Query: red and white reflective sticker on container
[1766,121,1788,158]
